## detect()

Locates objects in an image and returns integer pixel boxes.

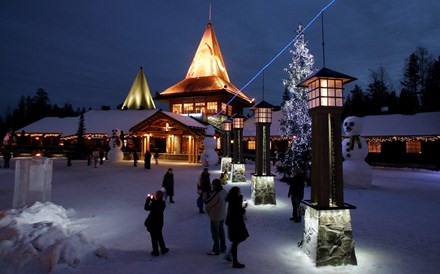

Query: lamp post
[297,67,358,266]
[230,114,246,183]
[222,119,232,157]
[220,119,232,174]
[232,114,245,164]
[251,101,276,205]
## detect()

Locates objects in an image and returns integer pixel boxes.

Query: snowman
[107,128,124,161]
[342,116,372,188]
[200,125,219,167]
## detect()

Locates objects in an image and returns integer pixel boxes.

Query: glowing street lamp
[222,119,232,157]
[231,114,245,164]
[251,100,277,205]
[230,113,246,183]
[297,67,357,266]
[252,100,275,176]
[298,67,356,207]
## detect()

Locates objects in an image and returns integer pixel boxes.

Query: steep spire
[185,21,230,82]
[122,67,156,110]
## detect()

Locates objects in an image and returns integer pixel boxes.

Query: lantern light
[231,114,245,129]
[297,67,356,109]
[223,119,232,131]
[251,100,277,124]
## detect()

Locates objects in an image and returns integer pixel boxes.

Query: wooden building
[154,20,254,125]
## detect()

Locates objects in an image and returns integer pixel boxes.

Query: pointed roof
[186,21,230,81]
[157,21,253,105]
[122,67,156,110]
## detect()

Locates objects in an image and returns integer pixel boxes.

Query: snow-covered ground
[1,158,439,274]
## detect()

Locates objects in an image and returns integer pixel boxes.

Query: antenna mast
[321,12,326,67]
[209,3,212,21]
[262,70,265,100]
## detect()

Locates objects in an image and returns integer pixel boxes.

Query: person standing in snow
[133,151,139,167]
[225,186,249,268]
[154,151,159,165]
[3,149,11,169]
[204,179,227,255]
[144,190,169,256]
[144,150,151,169]
[200,168,211,196]
[219,171,228,185]
[287,169,305,223]
[162,168,175,203]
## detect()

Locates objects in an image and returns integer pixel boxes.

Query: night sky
[1,0,439,115]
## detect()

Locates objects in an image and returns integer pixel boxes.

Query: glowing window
[248,140,256,150]
[195,102,205,113]
[406,141,422,154]
[172,104,182,114]
[368,142,381,153]
[183,103,193,113]
[207,102,217,114]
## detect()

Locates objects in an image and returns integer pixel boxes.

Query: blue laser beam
[215,0,337,116]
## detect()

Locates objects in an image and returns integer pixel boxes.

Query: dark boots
[231,242,245,268]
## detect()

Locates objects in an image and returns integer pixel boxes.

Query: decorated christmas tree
[277,24,314,179]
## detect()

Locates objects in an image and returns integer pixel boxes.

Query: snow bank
[0,202,107,274]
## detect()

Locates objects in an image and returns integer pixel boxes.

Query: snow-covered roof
[358,112,440,136]
[81,109,158,135]
[161,112,206,129]
[16,109,206,137]
[15,117,80,136]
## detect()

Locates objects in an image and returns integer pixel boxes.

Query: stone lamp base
[301,201,357,266]
[251,175,276,205]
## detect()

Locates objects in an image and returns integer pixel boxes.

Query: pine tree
[423,56,440,111]
[343,84,368,117]
[75,112,87,158]
[401,53,421,111]
[366,66,395,114]
[277,24,314,179]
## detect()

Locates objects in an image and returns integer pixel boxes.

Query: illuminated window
[227,105,232,116]
[207,102,217,114]
[172,104,182,114]
[221,103,233,116]
[248,140,256,150]
[183,103,193,113]
[406,141,422,153]
[195,102,205,113]
[368,142,381,153]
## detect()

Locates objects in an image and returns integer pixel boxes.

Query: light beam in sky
[216,0,337,116]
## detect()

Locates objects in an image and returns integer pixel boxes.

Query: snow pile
[0,202,106,274]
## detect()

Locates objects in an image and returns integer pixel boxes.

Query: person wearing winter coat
[144,190,169,256]
[225,186,249,268]
[144,150,151,169]
[219,171,228,185]
[288,170,305,222]
[204,179,227,255]
[162,168,175,203]
[133,151,139,167]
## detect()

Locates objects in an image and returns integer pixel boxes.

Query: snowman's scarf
[349,136,362,150]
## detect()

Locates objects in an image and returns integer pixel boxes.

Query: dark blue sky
[1,0,439,115]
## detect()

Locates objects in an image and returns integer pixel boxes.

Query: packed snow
[0,158,439,274]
